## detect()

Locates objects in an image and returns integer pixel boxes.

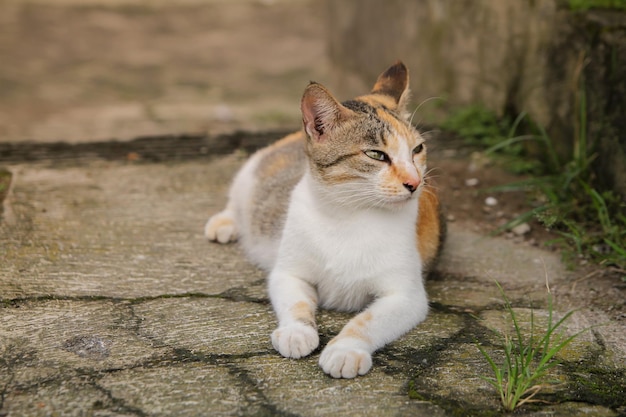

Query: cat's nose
[399,162,420,193]
[403,181,419,193]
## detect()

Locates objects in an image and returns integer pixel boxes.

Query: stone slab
[1,155,624,416]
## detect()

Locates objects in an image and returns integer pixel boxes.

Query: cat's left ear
[371,61,411,114]
[301,82,353,142]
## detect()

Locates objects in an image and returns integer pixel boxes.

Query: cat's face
[301,62,427,210]
[308,99,426,209]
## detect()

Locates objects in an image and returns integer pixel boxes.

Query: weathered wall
[580,12,626,197]
[325,0,626,195]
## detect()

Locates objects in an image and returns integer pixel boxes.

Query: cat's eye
[364,150,389,162]
[413,144,425,154]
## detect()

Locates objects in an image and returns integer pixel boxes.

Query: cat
[205,61,444,378]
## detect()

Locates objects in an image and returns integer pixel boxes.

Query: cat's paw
[271,323,319,359]
[205,210,238,243]
[318,341,372,379]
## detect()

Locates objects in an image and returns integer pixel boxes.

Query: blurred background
[0,0,327,142]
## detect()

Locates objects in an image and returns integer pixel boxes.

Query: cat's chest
[283,182,420,282]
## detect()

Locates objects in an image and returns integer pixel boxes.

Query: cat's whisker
[423,173,442,189]
[409,96,443,127]
[330,188,380,209]
[423,184,441,194]
[419,129,440,139]
[423,174,442,183]
[424,167,442,180]
[341,192,395,210]
[424,177,442,185]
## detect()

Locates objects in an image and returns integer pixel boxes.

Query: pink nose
[402,177,420,193]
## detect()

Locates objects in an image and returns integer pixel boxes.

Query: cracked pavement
[1,136,625,417]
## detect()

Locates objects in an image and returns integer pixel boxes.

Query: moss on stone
[565,366,626,409]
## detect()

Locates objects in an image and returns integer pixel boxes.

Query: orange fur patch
[210,216,235,230]
[289,301,316,328]
[258,153,290,178]
[356,94,398,111]
[257,132,305,177]
[416,182,442,272]
[330,311,373,344]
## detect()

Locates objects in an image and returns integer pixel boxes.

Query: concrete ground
[1,135,625,417]
[1,0,625,416]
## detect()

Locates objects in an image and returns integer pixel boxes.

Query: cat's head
[301,61,427,210]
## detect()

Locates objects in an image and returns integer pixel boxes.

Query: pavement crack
[2,291,269,308]
[170,347,272,364]
[216,286,270,304]
[2,294,121,307]
[89,376,150,417]
[225,363,303,417]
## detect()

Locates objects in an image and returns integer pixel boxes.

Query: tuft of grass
[485,115,626,270]
[441,104,542,174]
[442,85,626,270]
[568,0,626,11]
[476,282,583,412]
[486,111,626,270]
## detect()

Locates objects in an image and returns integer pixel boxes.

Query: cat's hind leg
[205,209,238,244]
[206,150,264,244]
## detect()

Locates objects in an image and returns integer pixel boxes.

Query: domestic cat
[205,61,444,378]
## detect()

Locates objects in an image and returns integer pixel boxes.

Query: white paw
[319,341,372,379]
[204,211,238,243]
[271,323,319,359]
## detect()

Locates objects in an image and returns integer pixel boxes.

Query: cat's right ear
[301,82,351,142]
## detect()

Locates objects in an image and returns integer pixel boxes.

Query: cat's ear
[301,82,352,142]
[371,61,410,113]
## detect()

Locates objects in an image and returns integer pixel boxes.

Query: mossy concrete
[1,140,625,416]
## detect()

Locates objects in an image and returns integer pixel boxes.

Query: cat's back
[234,131,307,268]
[253,132,307,192]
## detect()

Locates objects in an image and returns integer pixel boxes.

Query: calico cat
[205,61,443,378]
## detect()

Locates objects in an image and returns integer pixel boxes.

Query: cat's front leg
[319,289,428,378]
[318,333,372,379]
[268,269,319,359]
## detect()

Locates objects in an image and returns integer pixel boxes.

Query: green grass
[489,114,626,270]
[441,101,626,271]
[0,168,11,195]
[440,105,540,174]
[568,0,626,11]
[476,282,583,412]
[440,104,541,174]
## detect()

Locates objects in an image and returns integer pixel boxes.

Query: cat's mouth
[383,193,416,208]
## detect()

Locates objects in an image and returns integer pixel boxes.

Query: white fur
[274,172,423,311]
